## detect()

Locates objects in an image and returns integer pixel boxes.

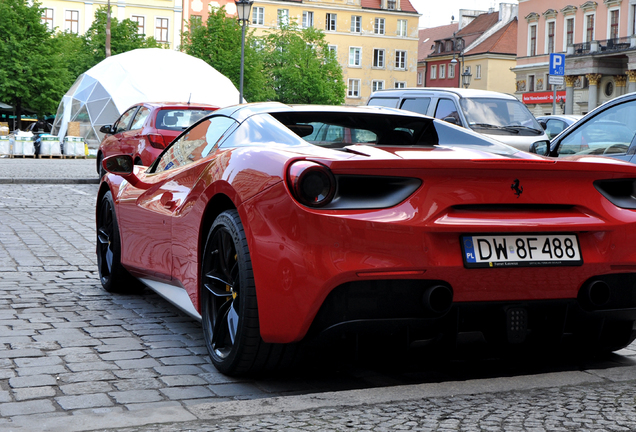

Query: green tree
[73,7,162,75]
[262,22,345,105]
[0,0,70,128]
[181,7,273,102]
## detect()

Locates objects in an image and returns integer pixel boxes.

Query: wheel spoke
[203,271,234,297]
[211,298,232,347]
[105,247,113,271]
[227,300,239,344]
[97,227,110,244]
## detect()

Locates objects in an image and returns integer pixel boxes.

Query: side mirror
[529,140,550,156]
[442,116,459,125]
[102,155,151,189]
[99,125,114,134]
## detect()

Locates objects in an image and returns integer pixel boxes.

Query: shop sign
[522,91,566,104]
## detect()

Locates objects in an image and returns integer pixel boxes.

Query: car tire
[96,191,143,294]
[201,210,296,375]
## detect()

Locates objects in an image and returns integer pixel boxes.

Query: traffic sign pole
[549,53,565,115]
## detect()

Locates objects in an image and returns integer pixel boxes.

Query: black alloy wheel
[96,191,142,293]
[201,210,265,375]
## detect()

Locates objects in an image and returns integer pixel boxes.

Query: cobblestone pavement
[3,169,636,430]
[0,158,99,183]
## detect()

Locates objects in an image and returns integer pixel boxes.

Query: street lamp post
[450,47,472,89]
[235,0,254,104]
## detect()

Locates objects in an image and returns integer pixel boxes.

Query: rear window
[367,97,399,108]
[156,109,213,131]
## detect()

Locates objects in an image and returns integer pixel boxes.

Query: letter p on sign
[549,53,565,76]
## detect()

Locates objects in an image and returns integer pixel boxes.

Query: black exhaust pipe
[422,285,453,315]
[580,280,611,309]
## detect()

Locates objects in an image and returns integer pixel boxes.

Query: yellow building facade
[237,0,420,105]
[464,55,517,94]
[39,0,184,49]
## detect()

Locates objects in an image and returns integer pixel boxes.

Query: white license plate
[461,234,583,268]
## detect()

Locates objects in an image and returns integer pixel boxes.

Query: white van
[367,88,550,152]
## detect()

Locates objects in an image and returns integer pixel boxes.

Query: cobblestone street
[3,159,636,431]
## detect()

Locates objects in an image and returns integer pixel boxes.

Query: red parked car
[97,102,218,175]
[97,102,636,376]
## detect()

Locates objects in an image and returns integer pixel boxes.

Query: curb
[0,178,100,184]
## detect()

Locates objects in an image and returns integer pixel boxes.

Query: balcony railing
[570,36,634,55]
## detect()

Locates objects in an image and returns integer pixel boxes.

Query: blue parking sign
[549,53,565,76]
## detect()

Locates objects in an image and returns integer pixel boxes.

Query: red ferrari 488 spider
[98,102,636,375]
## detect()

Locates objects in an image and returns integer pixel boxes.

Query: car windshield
[156,109,211,131]
[460,97,543,133]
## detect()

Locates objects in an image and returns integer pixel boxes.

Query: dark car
[536,115,583,140]
[97,102,218,176]
[530,93,636,160]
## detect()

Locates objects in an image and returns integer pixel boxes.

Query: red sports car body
[97,102,636,375]
[97,102,218,174]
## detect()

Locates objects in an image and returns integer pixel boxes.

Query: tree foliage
[181,8,273,102]
[182,9,345,104]
[262,22,345,105]
[75,8,161,74]
[0,0,70,125]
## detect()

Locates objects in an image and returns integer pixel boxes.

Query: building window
[395,50,406,69]
[328,45,337,55]
[585,14,595,42]
[277,9,289,26]
[131,16,146,35]
[373,49,385,68]
[397,19,407,37]
[252,7,264,25]
[348,79,360,97]
[528,74,535,92]
[395,81,406,88]
[449,63,455,78]
[439,64,445,78]
[387,0,396,9]
[326,13,337,31]
[302,11,314,28]
[374,18,385,35]
[610,9,619,40]
[565,17,574,49]
[529,24,537,56]
[372,80,385,92]
[351,15,361,33]
[546,21,555,53]
[417,72,422,85]
[349,47,361,67]
[476,64,482,79]
[155,18,169,43]
[65,10,79,34]
[431,65,437,79]
[42,8,54,31]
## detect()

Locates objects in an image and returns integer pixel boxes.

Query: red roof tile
[456,11,500,37]
[360,0,418,13]
[469,18,517,55]
[418,23,459,61]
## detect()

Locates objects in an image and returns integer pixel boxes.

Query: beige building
[189,0,420,105]
[40,0,184,49]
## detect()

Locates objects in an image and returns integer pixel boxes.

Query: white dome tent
[52,48,242,146]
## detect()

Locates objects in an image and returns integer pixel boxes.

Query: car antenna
[187,93,191,105]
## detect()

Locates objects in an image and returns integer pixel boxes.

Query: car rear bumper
[242,183,636,344]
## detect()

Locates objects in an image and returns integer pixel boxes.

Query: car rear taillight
[287,161,336,208]
[147,133,166,149]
